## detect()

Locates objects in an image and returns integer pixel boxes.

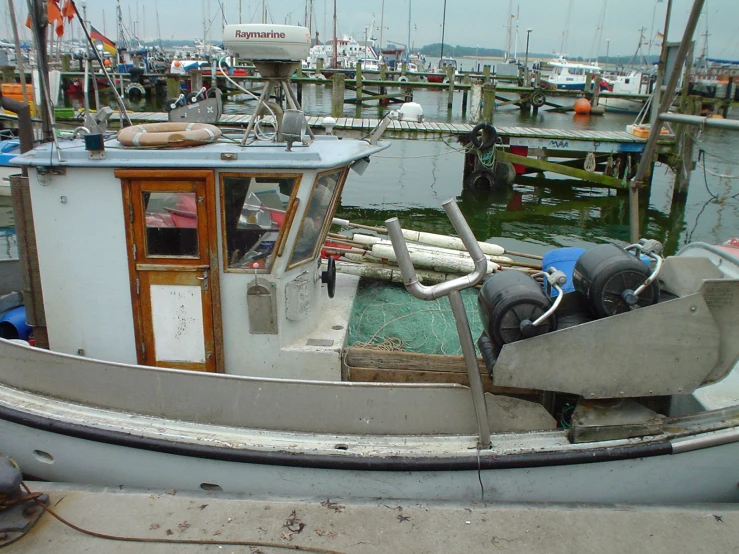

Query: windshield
[287,169,346,268]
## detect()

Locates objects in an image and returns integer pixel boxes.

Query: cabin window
[287,168,346,269]
[220,174,301,271]
[143,191,199,257]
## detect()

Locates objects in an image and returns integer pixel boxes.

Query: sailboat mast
[560,0,574,55]
[407,0,411,63]
[440,0,446,60]
[504,0,513,60]
[332,0,337,68]
[379,0,384,61]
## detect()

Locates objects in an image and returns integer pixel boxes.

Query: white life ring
[398,75,409,82]
[117,122,222,148]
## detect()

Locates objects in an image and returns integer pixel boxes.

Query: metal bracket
[36,166,66,176]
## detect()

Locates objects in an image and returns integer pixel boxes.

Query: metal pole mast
[440,0,446,60]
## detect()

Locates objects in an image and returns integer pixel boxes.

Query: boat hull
[2,415,738,503]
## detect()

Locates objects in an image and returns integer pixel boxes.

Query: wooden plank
[496,150,626,188]
[348,366,540,397]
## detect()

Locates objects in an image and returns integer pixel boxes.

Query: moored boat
[1,22,739,505]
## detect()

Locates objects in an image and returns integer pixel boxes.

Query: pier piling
[332,73,345,118]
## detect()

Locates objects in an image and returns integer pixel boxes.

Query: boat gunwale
[0,401,675,471]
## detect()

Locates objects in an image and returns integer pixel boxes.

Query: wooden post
[585,73,592,98]
[191,70,203,92]
[1,67,14,84]
[461,72,470,115]
[469,80,482,123]
[297,63,303,78]
[332,72,345,118]
[379,63,387,82]
[316,58,324,77]
[592,74,601,106]
[355,62,363,105]
[447,66,455,109]
[482,83,495,124]
[723,76,733,118]
[61,54,71,73]
[401,62,407,77]
[482,65,490,83]
[167,74,181,98]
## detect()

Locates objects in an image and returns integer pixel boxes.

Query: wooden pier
[69,110,673,191]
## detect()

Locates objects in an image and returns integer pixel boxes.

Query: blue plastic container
[0,139,20,167]
[0,306,31,340]
[541,247,586,296]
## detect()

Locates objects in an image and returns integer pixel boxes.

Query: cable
[21,482,345,554]
[218,58,277,143]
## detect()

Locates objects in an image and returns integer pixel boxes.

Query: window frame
[219,171,303,274]
[286,167,349,271]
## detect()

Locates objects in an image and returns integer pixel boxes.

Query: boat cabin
[13,133,386,381]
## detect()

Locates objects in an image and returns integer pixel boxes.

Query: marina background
[2,81,736,262]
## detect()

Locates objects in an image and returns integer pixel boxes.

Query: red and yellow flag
[90,26,117,55]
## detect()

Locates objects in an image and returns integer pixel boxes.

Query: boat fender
[493,161,516,186]
[530,89,546,108]
[321,256,337,298]
[117,122,222,148]
[125,82,145,100]
[469,123,498,150]
[398,75,409,82]
[464,168,498,191]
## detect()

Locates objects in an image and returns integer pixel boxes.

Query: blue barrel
[541,247,586,296]
[0,306,32,340]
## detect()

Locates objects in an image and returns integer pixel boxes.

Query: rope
[20,482,345,554]
[352,337,405,351]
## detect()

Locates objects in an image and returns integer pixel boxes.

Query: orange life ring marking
[116,122,222,147]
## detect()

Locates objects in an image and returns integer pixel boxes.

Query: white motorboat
[600,69,655,114]
[1,23,739,505]
[542,56,606,91]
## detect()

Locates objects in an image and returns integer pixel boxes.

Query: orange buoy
[573,98,591,114]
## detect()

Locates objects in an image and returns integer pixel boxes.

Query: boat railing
[386,199,491,449]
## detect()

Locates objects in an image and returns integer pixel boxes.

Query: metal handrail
[386,199,491,449]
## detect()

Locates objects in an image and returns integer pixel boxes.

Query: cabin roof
[12,135,389,170]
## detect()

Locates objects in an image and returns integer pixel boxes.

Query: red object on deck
[321,241,349,260]
[509,145,529,174]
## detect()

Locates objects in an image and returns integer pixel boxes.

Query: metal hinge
[133,244,137,260]
[136,277,140,295]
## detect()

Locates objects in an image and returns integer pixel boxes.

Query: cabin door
[118,170,221,373]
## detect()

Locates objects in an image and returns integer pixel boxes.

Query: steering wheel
[321,256,336,298]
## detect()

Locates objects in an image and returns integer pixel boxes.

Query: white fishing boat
[1,22,739,505]
[600,69,655,114]
[542,56,606,91]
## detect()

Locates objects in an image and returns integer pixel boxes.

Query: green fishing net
[347,278,484,356]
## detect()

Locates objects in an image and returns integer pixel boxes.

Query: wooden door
[119,170,221,373]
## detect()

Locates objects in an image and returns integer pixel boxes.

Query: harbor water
[1,84,737,260]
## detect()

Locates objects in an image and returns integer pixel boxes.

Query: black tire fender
[464,168,498,191]
[469,123,498,150]
[530,89,546,108]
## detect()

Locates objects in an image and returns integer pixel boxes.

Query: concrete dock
[6,482,739,553]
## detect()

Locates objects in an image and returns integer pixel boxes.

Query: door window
[143,191,199,257]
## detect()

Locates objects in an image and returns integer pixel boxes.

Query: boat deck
[8,482,738,553]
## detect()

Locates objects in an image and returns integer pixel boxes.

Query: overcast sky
[59,1,739,60]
